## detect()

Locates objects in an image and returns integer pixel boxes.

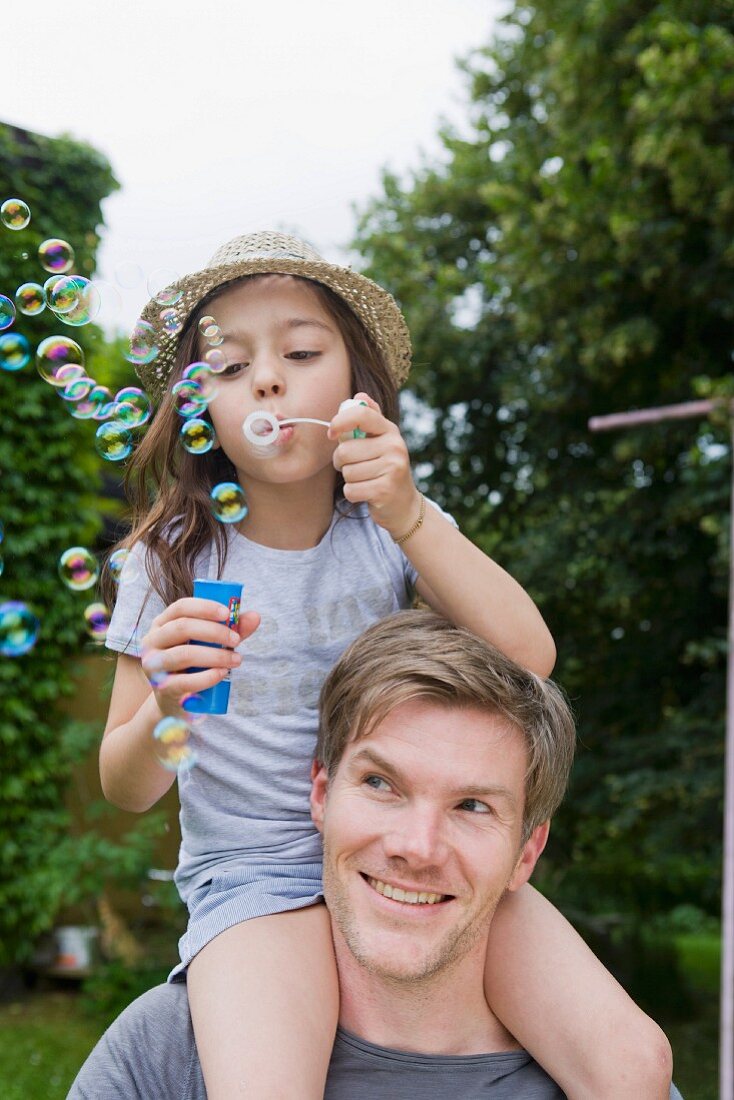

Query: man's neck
[334,936,522,1057]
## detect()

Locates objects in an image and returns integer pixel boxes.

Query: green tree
[353,0,734,919]
[0,124,161,963]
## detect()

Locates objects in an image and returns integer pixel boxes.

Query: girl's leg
[187,903,338,1100]
[485,884,673,1100]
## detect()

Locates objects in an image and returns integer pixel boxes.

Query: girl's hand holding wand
[329,392,422,538]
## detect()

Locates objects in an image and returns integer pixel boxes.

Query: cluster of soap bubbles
[57,546,110,643]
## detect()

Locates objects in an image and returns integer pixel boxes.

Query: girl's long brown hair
[102,274,400,611]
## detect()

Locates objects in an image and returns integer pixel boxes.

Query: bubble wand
[242,398,367,447]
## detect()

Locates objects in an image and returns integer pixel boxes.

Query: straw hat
[134,232,412,400]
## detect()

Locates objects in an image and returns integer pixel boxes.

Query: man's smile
[361,872,453,907]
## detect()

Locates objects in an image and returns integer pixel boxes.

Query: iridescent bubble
[49,275,100,327]
[61,374,95,402]
[0,520,4,543]
[15,282,46,316]
[113,386,152,428]
[180,418,215,454]
[205,325,223,346]
[115,261,143,289]
[83,601,110,643]
[210,482,248,523]
[1,198,31,230]
[144,649,170,689]
[39,238,75,274]
[0,295,16,331]
[0,333,31,372]
[0,555,4,578]
[126,319,158,365]
[204,347,227,373]
[198,316,217,337]
[172,379,207,418]
[148,268,182,306]
[58,546,99,592]
[108,547,140,586]
[95,421,133,461]
[0,601,40,657]
[153,716,197,772]
[182,361,218,402]
[160,307,182,336]
[43,274,66,303]
[36,335,85,386]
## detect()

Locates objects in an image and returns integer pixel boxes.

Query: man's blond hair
[317,610,575,842]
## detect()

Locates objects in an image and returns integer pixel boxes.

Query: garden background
[0,2,730,1097]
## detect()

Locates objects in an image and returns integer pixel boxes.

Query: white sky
[2,0,506,332]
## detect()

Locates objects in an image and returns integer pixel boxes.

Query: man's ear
[310,760,329,833]
[507,821,550,893]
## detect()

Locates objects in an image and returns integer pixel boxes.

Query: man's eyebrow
[218,317,334,344]
[348,747,517,807]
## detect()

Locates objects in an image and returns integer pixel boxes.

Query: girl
[101,232,670,1099]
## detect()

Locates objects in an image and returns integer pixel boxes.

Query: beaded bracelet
[394,494,426,546]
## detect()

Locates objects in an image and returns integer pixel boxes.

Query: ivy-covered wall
[0,122,151,964]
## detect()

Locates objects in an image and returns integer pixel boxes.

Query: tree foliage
[353,0,734,918]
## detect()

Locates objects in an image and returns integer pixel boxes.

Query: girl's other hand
[329,392,422,539]
[141,598,260,717]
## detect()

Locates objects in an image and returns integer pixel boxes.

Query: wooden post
[589,399,732,1099]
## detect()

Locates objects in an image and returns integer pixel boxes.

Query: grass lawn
[0,987,106,1100]
[0,933,722,1099]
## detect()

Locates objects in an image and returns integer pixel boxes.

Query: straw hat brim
[135,257,412,401]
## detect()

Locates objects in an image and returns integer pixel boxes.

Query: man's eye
[364,775,391,792]
[459,798,491,814]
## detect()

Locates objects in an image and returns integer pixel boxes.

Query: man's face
[311,699,548,985]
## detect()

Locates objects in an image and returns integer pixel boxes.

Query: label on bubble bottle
[186,579,243,714]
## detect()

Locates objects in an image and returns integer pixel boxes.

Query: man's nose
[382,804,448,869]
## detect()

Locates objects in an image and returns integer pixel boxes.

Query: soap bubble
[115,261,143,289]
[126,319,158,365]
[0,295,16,331]
[114,386,152,428]
[0,333,31,372]
[205,325,223,346]
[172,379,207,418]
[204,347,227,373]
[0,556,4,578]
[153,716,197,772]
[58,546,99,592]
[84,601,110,643]
[148,268,182,306]
[15,282,46,316]
[180,418,215,454]
[1,198,31,230]
[61,374,95,402]
[43,274,66,303]
[95,421,133,461]
[39,238,75,274]
[36,335,85,386]
[0,601,40,657]
[160,307,182,336]
[0,520,4,543]
[210,482,248,523]
[108,547,140,585]
[198,316,217,338]
[49,275,100,326]
[183,361,218,401]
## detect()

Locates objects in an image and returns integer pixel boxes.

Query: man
[69,610,678,1098]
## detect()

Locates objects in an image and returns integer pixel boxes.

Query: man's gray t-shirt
[68,983,566,1098]
[106,500,454,907]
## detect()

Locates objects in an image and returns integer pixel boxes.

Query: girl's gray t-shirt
[105,500,455,903]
